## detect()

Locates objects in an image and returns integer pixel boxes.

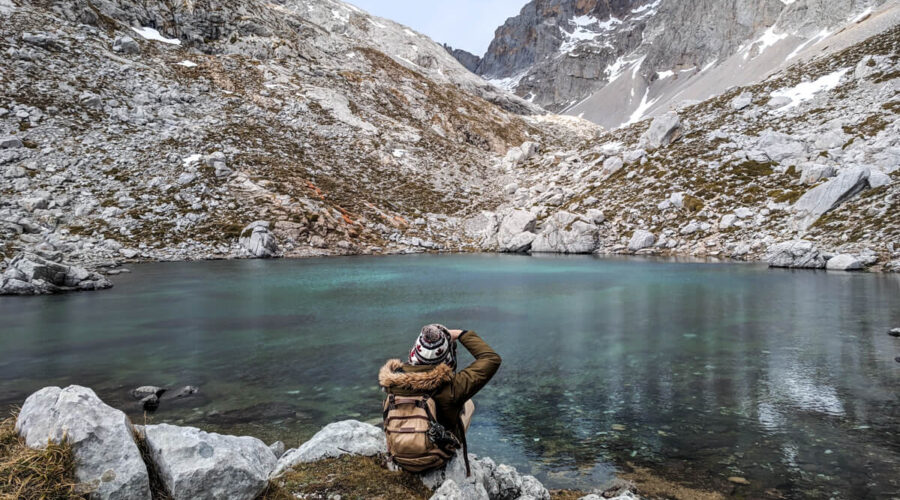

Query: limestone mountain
[464,0,892,128]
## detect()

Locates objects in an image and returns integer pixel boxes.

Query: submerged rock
[142,424,276,500]
[272,420,386,477]
[131,386,167,400]
[889,328,900,337]
[16,386,151,500]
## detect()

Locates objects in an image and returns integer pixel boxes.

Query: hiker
[379,324,501,475]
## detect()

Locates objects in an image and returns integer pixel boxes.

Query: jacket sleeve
[450,331,502,405]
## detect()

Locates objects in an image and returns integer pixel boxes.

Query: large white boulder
[531,211,598,254]
[239,221,279,258]
[765,240,827,269]
[497,209,537,253]
[464,211,500,248]
[272,420,386,477]
[141,424,277,500]
[639,112,683,150]
[826,254,864,271]
[15,386,151,500]
[628,230,656,252]
[791,167,870,230]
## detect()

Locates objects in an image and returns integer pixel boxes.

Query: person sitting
[378,324,501,475]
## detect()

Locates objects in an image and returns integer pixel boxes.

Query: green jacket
[378,331,502,444]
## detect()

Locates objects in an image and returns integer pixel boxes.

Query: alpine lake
[1,254,898,498]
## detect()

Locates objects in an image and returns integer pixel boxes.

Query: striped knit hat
[409,324,456,370]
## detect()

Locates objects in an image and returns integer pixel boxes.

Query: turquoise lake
[1,254,898,498]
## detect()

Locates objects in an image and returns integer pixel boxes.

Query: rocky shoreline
[12,385,640,500]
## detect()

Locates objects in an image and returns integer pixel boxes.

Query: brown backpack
[383,393,458,473]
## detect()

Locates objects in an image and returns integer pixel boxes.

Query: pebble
[611,424,626,431]
[889,328,900,337]
[728,476,750,485]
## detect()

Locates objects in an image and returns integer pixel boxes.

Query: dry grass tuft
[0,409,86,500]
[260,454,430,500]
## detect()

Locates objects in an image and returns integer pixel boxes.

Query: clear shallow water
[1,254,898,498]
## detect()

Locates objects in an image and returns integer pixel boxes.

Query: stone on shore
[239,221,279,258]
[531,211,598,254]
[765,240,827,269]
[15,386,151,500]
[141,423,277,500]
[826,254,864,271]
[272,420,386,477]
[422,451,550,500]
[0,136,24,149]
[889,328,900,337]
[0,252,112,295]
[497,209,537,253]
[628,230,656,252]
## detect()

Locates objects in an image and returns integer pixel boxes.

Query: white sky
[346,0,527,55]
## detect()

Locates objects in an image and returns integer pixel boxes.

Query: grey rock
[423,451,549,500]
[731,92,753,110]
[142,424,276,500]
[269,441,285,459]
[113,35,140,54]
[272,420,386,477]
[172,385,199,398]
[16,386,151,500]
[826,254,864,271]
[765,240,826,269]
[868,171,891,188]
[800,164,837,185]
[640,112,683,151]
[889,328,900,337]
[131,386,166,400]
[792,167,871,230]
[0,136,24,149]
[531,211,598,254]
[628,230,656,252]
[1,253,112,295]
[758,131,805,164]
[239,221,279,258]
[602,156,624,176]
[497,209,537,253]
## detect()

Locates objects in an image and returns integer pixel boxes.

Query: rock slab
[272,420,386,477]
[141,423,276,500]
[16,386,151,500]
[765,240,826,269]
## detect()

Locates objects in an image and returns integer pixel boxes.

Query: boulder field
[14,385,638,500]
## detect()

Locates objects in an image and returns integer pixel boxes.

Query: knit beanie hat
[409,324,456,370]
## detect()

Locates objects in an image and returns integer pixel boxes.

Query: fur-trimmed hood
[378,359,453,392]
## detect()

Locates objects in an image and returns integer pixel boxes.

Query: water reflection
[0,255,897,498]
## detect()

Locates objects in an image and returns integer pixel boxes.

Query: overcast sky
[346,0,527,55]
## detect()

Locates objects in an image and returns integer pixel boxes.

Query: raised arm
[448,330,502,404]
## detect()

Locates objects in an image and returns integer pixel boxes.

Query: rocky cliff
[466,0,891,128]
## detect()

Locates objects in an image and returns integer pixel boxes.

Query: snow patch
[786,29,831,61]
[632,0,662,16]
[488,70,528,92]
[131,27,181,45]
[850,7,873,23]
[625,88,660,126]
[558,15,622,54]
[770,68,850,111]
[701,59,718,73]
[744,26,787,60]
[176,60,197,67]
[657,70,674,79]
[182,154,202,166]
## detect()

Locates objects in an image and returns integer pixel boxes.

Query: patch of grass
[0,410,86,500]
[261,455,430,500]
[132,426,172,500]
